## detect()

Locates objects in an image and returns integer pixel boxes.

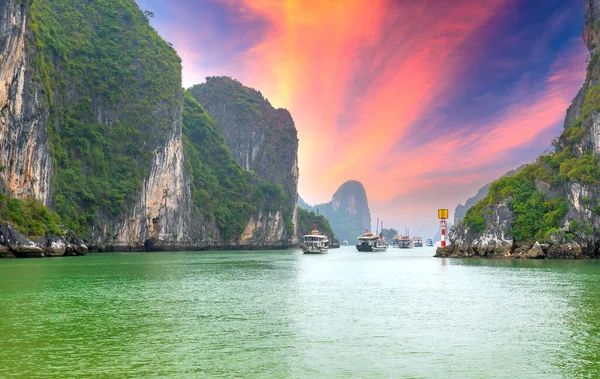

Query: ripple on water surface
[1,247,600,378]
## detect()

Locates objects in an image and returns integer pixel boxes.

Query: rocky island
[298,180,371,243]
[437,0,600,259]
[0,0,302,255]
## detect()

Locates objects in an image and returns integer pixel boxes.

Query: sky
[137,0,588,237]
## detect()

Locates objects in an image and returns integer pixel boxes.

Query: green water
[1,247,600,378]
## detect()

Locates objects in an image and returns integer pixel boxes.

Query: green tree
[296,207,338,244]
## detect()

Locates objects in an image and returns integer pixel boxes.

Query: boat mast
[376,217,379,235]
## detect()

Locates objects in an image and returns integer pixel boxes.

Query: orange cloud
[219,0,511,205]
[234,0,390,188]
[145,0,588,234]
[366,44,588,226]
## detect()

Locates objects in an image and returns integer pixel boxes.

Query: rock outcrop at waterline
[0,223,87,258]
[0,0,298,252]
[438,0,600,259]
[435,241,586,259]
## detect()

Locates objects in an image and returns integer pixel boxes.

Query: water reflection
[444,256,600,377]
[558,266,600,377]
[2,250,600,377]
[450,257,600,270]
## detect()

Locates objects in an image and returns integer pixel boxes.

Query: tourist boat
[356,230,387,252]
[302,226,330,254]
[426,239,434,247]
[398,235,412,248]
[392,235,401,248]
[413,236,423,247]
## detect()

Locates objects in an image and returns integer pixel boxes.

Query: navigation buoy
[437,209,448,247]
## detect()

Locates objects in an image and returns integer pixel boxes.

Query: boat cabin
[303,233,329,248]
[357,233,377,246]
[398,236,412,248]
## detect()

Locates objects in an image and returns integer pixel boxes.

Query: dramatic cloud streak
[138,0,587,236]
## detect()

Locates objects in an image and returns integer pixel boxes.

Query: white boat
[413,236,423,247]
[356,231,387,252]
[302,227,330,254]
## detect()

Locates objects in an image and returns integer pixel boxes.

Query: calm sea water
[1,246,600,378]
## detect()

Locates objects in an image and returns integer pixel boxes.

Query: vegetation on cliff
[29,0,182,237]
[189,77,297,239]
[296,207,338,244]
[454,166,525,225]
[182,91,288,240]
[24,0,296,246]
[462,49,600,244]
[462,119,599,243]
[0,194,61,237]
[189,77,298,160]
[463,172,570,242]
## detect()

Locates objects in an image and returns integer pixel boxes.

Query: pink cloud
[142,0,588,234]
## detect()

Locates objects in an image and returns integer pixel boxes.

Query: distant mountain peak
[332,180,367,213]
[299,180,371,242]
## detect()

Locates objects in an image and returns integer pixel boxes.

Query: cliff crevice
[0,0,52,204]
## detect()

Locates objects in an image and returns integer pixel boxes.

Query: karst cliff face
[0,0,52,204]
[189,77,299,243]
[21,0,195,250]
[439,0,600,259]
[0,0,296,250]
[95,115,200,250]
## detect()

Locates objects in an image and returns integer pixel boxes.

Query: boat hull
[302,246,329,254]
[356,245,387,252]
